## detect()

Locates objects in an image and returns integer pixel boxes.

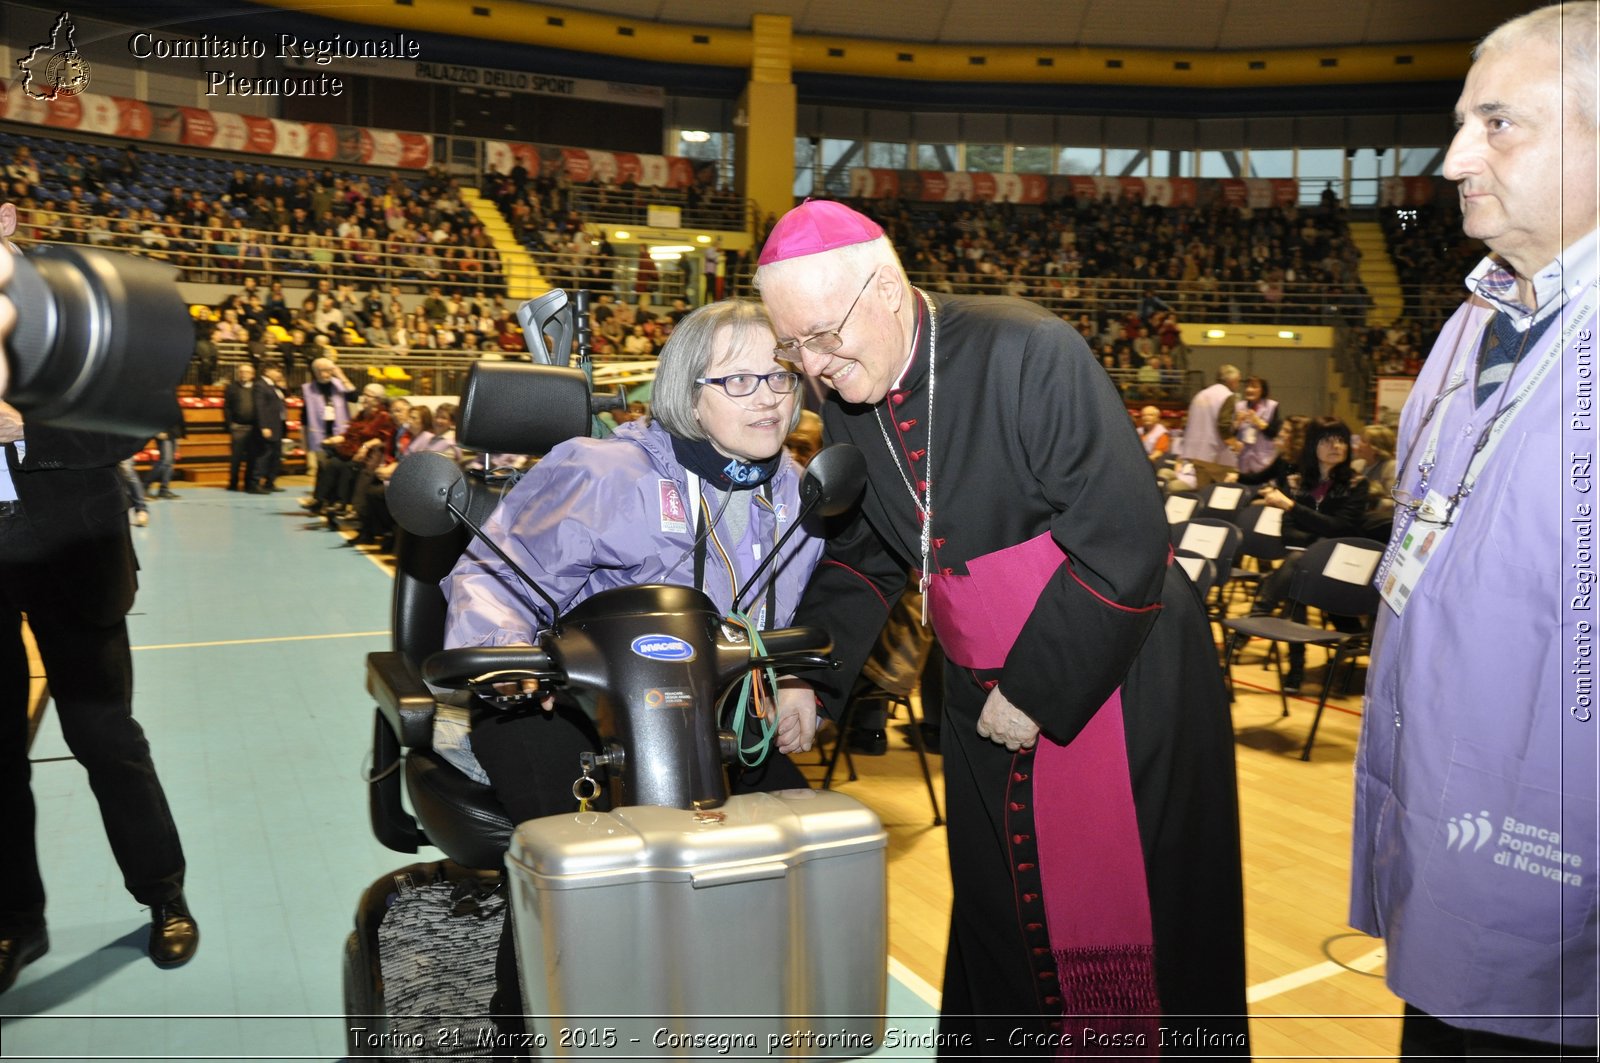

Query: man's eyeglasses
[695,370,802,397]
[774,272,875,359]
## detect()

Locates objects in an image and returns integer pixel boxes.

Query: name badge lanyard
[1399,294,1595,532]
[688,471,776,630]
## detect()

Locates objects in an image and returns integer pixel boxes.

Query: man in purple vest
[1352,3,1599,1055]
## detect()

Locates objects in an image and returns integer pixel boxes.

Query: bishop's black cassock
[794,292,1249,1056]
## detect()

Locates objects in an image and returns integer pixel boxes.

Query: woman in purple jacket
[439,298,824,817]
[440,297,825,1040]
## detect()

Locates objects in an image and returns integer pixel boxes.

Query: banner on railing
[849,169,1441,208]
[0,77,431,170]
[485,140,698,189]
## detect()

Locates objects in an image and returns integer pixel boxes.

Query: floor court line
[131,630,389,651]
[889,956,941,1010]
[1246,946,1387,1004]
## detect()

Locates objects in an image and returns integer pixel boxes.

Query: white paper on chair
[1176,554,1206,582]
[1255,506,1284,536]
[1324,543,1381,585]
[1178,522,1229,559]
[1166,496,1198,523]
[1207,485,1244,511]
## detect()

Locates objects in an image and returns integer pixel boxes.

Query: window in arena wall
[793,137,818,198]
[1245,149,1294,179]
[1346,147,1384,207]
[1398,147,1443,176]
[1197,151,1236,178]
[819,138,862,196]
[916,143,957,170]
[1056,147,1102,175]
[1105,149,1148,178]
[1012,145,1052,174]
[1164,150,1197,178]
[867,142,909,169]
[965,144,1005,172]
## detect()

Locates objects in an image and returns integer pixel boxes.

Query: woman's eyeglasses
[695,370,802,397]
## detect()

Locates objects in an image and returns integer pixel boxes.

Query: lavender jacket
[443,418,825,646]
[300,379,356,453]
[1353,243,1599,1045]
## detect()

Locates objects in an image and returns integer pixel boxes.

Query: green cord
[720,610,778,767]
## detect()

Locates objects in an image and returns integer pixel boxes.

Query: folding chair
[1229,503,1289,607]
[822,677,944,826]
[1220,536,1384,760]
[1172,550,1218,603]
[1169,517,1242,629]
[1195,482,1257,525]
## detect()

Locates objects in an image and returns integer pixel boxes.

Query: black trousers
[252,431,282,488]
[226,424,260,491]
[0,527,185,934]
[1402,1004,1598,1061]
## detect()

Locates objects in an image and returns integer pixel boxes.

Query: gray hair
[1218,363,1242,383]
[650,298,800,441]
[1477,1,1598,128]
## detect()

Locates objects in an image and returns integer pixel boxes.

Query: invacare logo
[1445,809,1586,888]
[630,635,695,662]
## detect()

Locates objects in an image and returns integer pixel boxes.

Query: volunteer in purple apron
[1352,3,1599,1054]
[1229,376,1281,475]
[759,201,1248,1055]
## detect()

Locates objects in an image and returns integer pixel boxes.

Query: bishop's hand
[976,685,1040,752]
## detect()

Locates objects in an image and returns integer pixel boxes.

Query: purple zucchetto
[757,199,885,265]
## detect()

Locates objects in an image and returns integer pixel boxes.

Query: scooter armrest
[366,651,439,749]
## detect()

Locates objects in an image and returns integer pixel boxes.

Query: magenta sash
[927,533,1161,1051]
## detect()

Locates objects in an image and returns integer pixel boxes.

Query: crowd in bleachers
[4,126,1482,393]
[824,192,1369,326]
[2,132,504,295]
[1369,202,1487,374]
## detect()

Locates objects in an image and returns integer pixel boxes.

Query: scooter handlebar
[750,626,832,659]
[422,646,558,688]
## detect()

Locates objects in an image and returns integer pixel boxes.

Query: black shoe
[846,729,889,756]
[245,486,269,495]
[1282,670,1304,695]
[0,928,48,995]
[149,896,199,968]
[158,489,179,499]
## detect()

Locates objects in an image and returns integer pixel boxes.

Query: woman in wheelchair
[436,297,827,823]
[1237,416,1374,692]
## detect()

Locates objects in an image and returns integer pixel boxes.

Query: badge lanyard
[688,472,776,630]
[1379,295,1597,615]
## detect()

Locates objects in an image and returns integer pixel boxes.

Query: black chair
[1169,517,1242,628]
[1228,503,1290,607]
[1164,489,1201,525]
[1172,550,1218,603]
[1219,536,1384,761]
[363,362,593,870]
[1195,481,1257,525]
[822,676,944,826]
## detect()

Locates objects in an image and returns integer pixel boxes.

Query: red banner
[485,140,698,190]
[0,78,430,170]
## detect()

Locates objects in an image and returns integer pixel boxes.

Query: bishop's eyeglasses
[773,272,875,359]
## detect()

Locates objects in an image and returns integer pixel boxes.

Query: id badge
[1379,489,1452,616]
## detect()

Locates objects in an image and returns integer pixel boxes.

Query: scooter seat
[404,750,514,870]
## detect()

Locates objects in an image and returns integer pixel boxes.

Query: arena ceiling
[514,0,1526,51]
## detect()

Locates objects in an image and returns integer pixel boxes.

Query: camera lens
[6,245,193,436]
